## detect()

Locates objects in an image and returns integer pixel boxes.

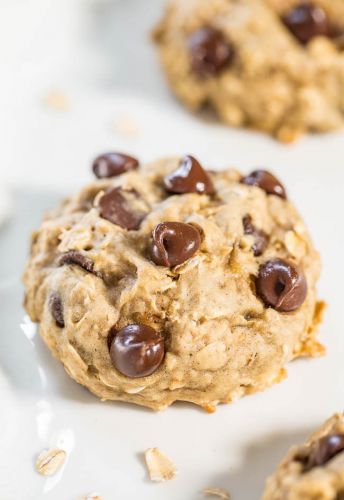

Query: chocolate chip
[188,26,234,77]
[241,170,287,199]
[59,251,94,273]
[150,222,201,267]
[92,152,139,179]
[99,187,145,230]
[256,259,307,312]
[283,2,330,44]
[308,434,344,468]
[50,293,64,327]
[163,155,214,195]
[109,324,164,378]
[243,215,269,257]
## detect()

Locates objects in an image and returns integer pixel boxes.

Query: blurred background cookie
[154,0,344,142]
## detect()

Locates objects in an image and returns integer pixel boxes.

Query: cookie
[153,0,344,142]
[23,153,324,410]
[263,413,344,499]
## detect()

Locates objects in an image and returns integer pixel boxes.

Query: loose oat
[43,90,70,112]
[145,447,177,482]
[203,487,230,499]
[35,448,66,476]
[113,115,140,138]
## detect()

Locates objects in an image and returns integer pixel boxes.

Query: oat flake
[35,448,66,476]
[203,487,230,499]
[145,447,177,482]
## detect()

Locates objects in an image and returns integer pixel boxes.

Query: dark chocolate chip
[92,152,139,179]
[99,187,145,230]
[150,221,201,267]
[243,215,269,257]
[241,170,287,199]
[50,293,64,327]
[188,26,234,76]
[283,2,330,44]
[308,434,344,468]
[109,324,164,378]
[163,155,214,195]
[59,251,94,273]
[256,259,307,312]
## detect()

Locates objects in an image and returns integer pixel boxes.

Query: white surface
[0,188,11,226]
[0,1,344,499]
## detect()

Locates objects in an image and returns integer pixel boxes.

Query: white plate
[1,1,344,499]
[0,187,11,227]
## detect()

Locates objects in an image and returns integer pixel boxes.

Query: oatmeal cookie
[154,0,344,141]
[263,413,344,499]
[23,152,324,410]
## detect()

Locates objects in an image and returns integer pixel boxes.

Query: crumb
[203,404,217,414]
[145,447,177,482]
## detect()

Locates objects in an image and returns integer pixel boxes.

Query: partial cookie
[263,413,344,499]
[23,153,323,410]
[154,0,344,142]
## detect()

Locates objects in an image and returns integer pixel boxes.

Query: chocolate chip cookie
[23,153,324,410]
[263,413,344,499]
[154,0,344,142]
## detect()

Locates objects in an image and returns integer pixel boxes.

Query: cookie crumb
[43,90,70,112]
[203,404,217,414]
[35,448,66,476]
[83,494,102,500]
[203,487,230,498]
[145,447,177,482]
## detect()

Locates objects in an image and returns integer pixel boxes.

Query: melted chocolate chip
[256,259,307,312]
[163,155,214,195]
[283,3,330,44]
[109,324,164,378]
[243,215,269,257]
[308,434,344,468]
[188,26,234,77]
[59,251,94,273]
[99,187,145,230]
[92,152,139,179]
[150,222,201,267]
[241,170,287,199]
[50,293,64,327]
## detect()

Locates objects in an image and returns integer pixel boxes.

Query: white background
[0,1,344,499]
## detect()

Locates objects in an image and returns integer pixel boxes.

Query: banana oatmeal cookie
[23,152,324,410]
[263,413,344,499]
[154,0,344,142]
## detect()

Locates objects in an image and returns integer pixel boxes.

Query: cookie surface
[23,155,323,410]
[263,413,344,499]
[154,0,344,142]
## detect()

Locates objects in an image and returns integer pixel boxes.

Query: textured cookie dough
[153,0,344,142]
[263,413,344,499]
[23,154,324,410]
